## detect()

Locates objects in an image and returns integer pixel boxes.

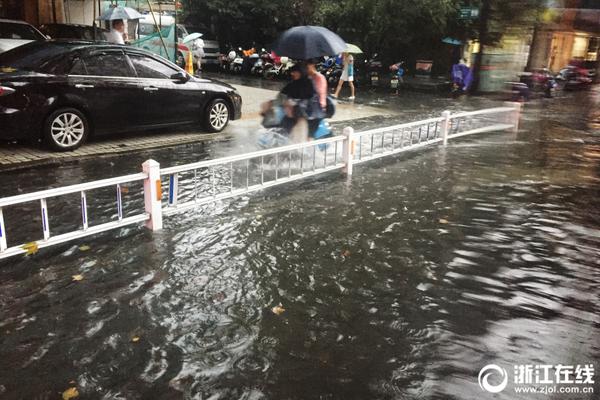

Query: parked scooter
[251,48,270,76]
[229,47,244,74]
[364,53,383,86]
[389,61,406,93]
[516,68,557,99]
[556,64,593,90]
[263,53,294,79]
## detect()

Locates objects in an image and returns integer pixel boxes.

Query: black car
[0,41,242,151]
[38,23,107,41]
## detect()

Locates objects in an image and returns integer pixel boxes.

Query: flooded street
[0,88,599,399]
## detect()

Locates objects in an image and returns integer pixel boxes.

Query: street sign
[459,6,480,19]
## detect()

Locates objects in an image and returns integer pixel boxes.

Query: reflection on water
[0,91,599,399]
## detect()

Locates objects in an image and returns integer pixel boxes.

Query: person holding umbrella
[98,6,143,45]
[105,19,127,44]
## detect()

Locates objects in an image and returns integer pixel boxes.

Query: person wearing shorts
[333,52,355,100]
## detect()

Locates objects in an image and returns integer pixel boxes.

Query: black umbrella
[273,26,346,60]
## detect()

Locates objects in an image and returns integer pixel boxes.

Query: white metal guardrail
[0,103,521,260]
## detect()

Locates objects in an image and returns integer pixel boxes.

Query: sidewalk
[0,84,390,172]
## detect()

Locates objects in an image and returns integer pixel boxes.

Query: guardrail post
[142,159,163,231]
[342,126,354,176]
[0,208,7,252]
[441,110,451,145]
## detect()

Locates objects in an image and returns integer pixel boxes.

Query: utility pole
[470,0,492,93]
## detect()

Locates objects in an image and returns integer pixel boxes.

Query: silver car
[0,19,46,54]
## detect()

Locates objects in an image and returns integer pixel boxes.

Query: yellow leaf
[438,218,449,224]
[79,245,91,251]
[62,387,79,400]
[271,304,285,315]
[72,274,84,282]
[132,336,140,342]
[21,241,39,256]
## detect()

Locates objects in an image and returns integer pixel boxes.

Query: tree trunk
[470,0,491,94]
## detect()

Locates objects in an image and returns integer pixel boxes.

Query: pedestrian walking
[104,19,127,45]
[333,52,355,100]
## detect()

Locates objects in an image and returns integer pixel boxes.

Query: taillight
[0,86,15,96]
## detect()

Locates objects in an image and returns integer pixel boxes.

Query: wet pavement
[0,86,599,399]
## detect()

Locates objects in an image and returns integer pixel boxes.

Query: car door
[125,51,205,126]
[66,48,143,134]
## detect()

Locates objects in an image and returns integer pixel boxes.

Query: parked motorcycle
[364,53,383,86]
[389,61,406,93]
[556,65,593,90]
[263,53,294,79]
[251,48,270,76]
[510,68,557,101]
[229,47,244,74]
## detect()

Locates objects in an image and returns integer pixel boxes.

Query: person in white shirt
[104,19,127,45]
[194,37,204,71]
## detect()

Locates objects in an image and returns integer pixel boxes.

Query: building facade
[528,0,600,72]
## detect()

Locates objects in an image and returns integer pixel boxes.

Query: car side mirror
[171,71,190,82]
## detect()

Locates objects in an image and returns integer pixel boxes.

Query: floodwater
[0,87,599,400]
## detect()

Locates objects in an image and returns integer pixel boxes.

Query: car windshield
[0,41,71,72]
[0,22,45,40]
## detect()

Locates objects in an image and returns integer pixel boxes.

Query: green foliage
[180,0,545,68]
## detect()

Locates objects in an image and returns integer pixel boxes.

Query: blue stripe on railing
[42,208,47,232]
[168,174,174,205]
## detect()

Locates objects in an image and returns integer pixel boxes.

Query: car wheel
[204,99,230,132]
[43,108,89,151]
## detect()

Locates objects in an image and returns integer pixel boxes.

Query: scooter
[251,48,270,76]
[229,47,244,74]
[389,61,405,93]
[263,55,294,79]
[516,68,557,99]
[556,65,593,90]
[364,53,383,86]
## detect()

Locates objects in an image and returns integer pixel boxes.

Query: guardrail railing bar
[116,184,123,220]
[0,105,522,261]
[163,163,346,216]
[81,191,88,231]
[447,124,514,140]
[0,213,149,260]
[40,198,50,241]
[354,137,444,165]
[245,159,250,189]
[0,173,147,208]
[0,208,7,252]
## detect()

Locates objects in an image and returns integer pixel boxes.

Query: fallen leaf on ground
[438,218,449,224]
[272,304,285,315]
[120,186,130,194]
[62,387,79,400]
[341,250,351,257]
[72,274,84,282]
[78,245,91,251]
[21,241,39,256]
[132,336,140,343]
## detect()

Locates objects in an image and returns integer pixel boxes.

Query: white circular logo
[478,364,508,393]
